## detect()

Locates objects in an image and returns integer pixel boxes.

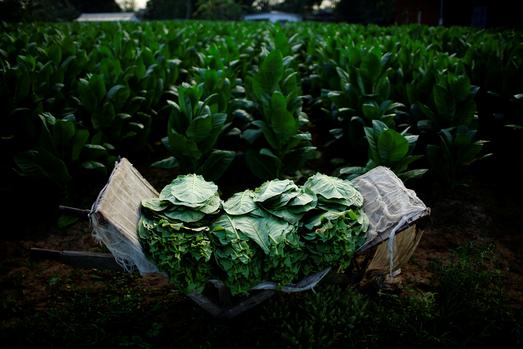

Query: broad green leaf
[245,148,280,180]
[265,207,302,224]
[82,144,107,160]
[223,190,257,216]
[361,52,381,81]
[433,84,454,118]
[164,208,206,223]
[303,173,363,207]
[377,129,409,163]
[81,161,106,171]
[255,179,297,203]
[399,169,428,181]
[71,129,89,161]
[197,149,235,181]
[107,84,130,108]
[54,119,75,149]
[151,156,179,169]
[257,50,284,94]
[161,174,218,206]
[197,113,227,154]
[362,102,381,121]
[167,130,201,160]
[199,192,222,214]
[268,91,298,143]
[288,188,317,208]
[232,215,271,254]
[142,198,169,212]
[252,120,279,150]
[186,114,213,143]
[90,75,106,103]
[14,149,71,190]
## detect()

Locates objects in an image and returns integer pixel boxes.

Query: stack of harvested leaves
[138,173,368,295]
[138,174,221,293]
[301,174,369,274]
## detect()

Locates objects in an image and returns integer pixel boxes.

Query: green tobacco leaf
[167,130,201,160]
[252,120,279,151]
[164,208,206,223]
[433,84,454,118]
[241,128,262,144]
[268,91,298,143]
[304,173,364,208]
[198,192,222,215]
[151,156,179,169]
[361,52,381,81]
[82,144,107,160]
[450,75,471,102]
[399,169,428,181]
[223,190,257,216]
[90,75,106,103]
[14,149,71,190]
[186,114,213,143]
[71,129,89,161]
[288,188,317,208]
[377,129,409,163]
[161,174,218,206]
[304,210,343,230]
[197,149,235,181]
[142,198,169,212]
[257,50,284,94]
[255,179,297,203]
[233,215,271,254]
[48,45,62,66]
[78,78,97,112]
[81,161,106,171]
[197,113,227,154]
[245,148,280,180]
[107,84,130,108]
[339,166,367,180]
[362,102,381,121]
[53,119,75,148]
[265,207,302,224]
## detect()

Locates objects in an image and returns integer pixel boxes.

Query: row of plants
[1,22,522,206]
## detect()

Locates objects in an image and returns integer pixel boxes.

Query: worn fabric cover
[353,166,429,251]
[90,159,429,289]
[89,158,159,274]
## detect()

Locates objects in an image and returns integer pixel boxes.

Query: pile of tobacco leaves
[138,173,368,295]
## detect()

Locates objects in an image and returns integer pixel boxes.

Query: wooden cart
[31,159,428,318]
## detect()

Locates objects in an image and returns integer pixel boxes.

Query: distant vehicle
[76,12,138,22]
[244,11,301,24]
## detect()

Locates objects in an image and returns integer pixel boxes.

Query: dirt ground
[1,166,522,346]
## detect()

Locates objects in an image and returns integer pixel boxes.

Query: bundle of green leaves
[211,181,317,295]
[138,174,221,293]
[301,174,369,275]
[138,173,369,296]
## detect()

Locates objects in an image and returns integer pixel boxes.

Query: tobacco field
[1,21,522,348]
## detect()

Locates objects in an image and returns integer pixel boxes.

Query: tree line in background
[0,0,398,23]
[0,0,520,32]
[0,0,123,21]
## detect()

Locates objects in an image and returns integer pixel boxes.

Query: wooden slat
[187,292,224,317]
[30,248,122,271]
[58,205,90,218]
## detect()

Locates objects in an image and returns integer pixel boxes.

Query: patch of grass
[1,243,521,348]
[430,242,522,347]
